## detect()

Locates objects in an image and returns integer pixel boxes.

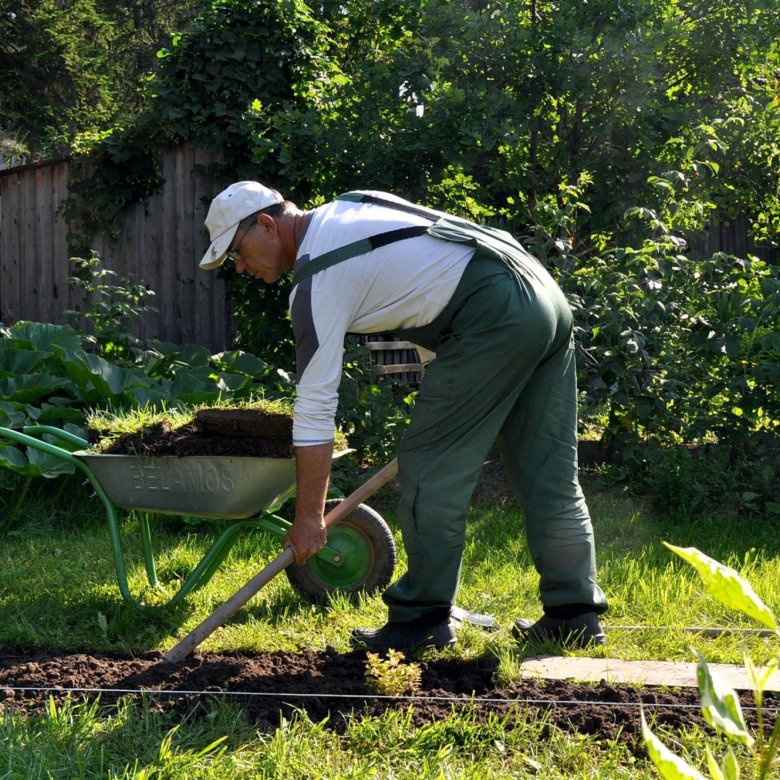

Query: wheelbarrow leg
[163,458,399,663]
[103,498,140,608]
[138,512,160,590]
[165,521,258,608]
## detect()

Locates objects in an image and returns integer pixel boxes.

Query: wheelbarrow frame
[0,425,370,609]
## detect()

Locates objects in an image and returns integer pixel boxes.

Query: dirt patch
[94,409,294,459]
[1,646,775,752]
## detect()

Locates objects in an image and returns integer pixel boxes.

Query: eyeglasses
[226,221,258,264]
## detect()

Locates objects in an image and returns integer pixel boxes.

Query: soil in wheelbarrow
[93,409,294,459]
[1,645,776,755]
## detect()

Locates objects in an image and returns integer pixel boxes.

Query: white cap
[200,181,283,270]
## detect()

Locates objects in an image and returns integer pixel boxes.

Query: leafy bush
[524,173,780,512]
[66,252,158,362]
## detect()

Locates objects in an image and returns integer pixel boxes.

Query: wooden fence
[0,144,232,351]
[688,215,778,263]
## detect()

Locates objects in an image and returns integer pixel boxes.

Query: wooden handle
[163,458,399,664]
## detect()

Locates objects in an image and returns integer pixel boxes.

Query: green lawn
[0,475,778,778]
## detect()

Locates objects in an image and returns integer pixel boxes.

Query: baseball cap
[200,181,283,270]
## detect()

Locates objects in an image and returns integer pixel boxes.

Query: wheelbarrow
[0,425,398,611]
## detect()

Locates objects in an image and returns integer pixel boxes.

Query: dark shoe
[351,619,457,652]
[512,612,606,648]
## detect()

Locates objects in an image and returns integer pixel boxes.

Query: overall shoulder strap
[291,194,436,287]
[292,225,428,287]
[336,191,441,221]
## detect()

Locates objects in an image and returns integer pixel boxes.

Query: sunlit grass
[0,476,778,662]
[1,693,721,779]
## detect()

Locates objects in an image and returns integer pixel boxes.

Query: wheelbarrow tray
[75,452,296,519]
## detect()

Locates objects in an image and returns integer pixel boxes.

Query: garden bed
[0,646,776,753]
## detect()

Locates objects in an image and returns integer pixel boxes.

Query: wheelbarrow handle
[0,426,84,464]
[163,458,399,664]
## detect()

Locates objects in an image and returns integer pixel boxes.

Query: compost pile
[95,409,294,459]
[0,645,775,753]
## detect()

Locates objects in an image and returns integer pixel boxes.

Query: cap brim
[200,227,236,270]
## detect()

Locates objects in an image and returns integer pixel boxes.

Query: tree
[0,0,200,160]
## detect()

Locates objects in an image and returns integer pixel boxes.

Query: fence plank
[51,162,70,323]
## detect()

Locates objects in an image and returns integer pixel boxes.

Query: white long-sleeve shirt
[289,191,474,446]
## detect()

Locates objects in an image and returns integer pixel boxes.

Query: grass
[0,473,778,778]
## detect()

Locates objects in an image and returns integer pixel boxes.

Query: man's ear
[258,212,277,235]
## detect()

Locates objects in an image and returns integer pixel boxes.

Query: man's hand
[287,441,334,565]
[285,513,327,564]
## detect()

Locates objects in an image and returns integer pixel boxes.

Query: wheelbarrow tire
[286,499,396,602]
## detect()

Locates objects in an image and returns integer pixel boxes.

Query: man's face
[230,214,289,283]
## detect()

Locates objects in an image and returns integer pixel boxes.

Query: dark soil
[94,409,294,459]
[0,646,775,754]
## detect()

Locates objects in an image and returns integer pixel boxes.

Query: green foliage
[67,252,158,362]
[0,0,199,159]
[532,174,780,510]
[0,318,292,483]
[0,0,116,156]
[63,0,333,249]
[20,0,780,497]
[336,338,415,466]
[643,545,780,780]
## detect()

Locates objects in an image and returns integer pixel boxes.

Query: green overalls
[293,193,608,625]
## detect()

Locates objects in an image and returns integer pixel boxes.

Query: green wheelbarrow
[0,425,398,610]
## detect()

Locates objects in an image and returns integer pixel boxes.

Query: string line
[3,685,778,713]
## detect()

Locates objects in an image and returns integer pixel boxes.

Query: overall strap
[292,193,437,287]
[336,191,442,221]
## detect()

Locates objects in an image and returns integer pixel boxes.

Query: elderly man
[200,180,608,652]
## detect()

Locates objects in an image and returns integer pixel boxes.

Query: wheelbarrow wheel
[286,499,396,602]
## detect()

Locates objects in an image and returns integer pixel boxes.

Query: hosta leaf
[0,344,47,376]
[0,444,41,477]
[0,374,67,403]
[178,343,211,367]
[81,353,151,396]
[216,372,251,392]
[4,322,82,352]
[697,654,754,747]
[27,448,75,478]
[35,404,84,423]
[0,402,27,428]
[664,543,778,631]
[641,711,707,779]
[213,350,268,376]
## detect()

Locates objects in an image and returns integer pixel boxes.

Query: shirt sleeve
[290,280,353,446]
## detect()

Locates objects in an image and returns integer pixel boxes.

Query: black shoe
[351,619,457,653]
[512,612,606,648]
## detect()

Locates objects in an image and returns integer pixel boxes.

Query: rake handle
[163,458,399,664]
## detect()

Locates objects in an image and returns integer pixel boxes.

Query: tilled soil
[1,645,775,754]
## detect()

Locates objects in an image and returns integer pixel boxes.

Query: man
[200,180,608,652]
